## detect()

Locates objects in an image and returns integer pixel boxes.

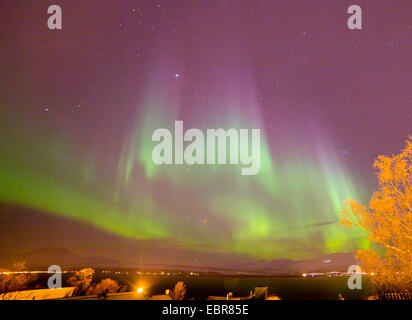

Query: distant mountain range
[0,247,120,269]
[237,252,359,274]
[0,247,358,274]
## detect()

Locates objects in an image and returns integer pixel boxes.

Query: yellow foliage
[0,262,38,294]
[86,278,123,296]
[68,267,95,296]
[169,281,187,300]
[341,137,412,296]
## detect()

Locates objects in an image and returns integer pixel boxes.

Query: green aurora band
[0,78,369,260]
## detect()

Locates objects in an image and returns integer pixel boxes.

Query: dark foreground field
[35,273,374,300]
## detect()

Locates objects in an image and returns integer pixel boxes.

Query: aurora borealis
[1,0,411,265]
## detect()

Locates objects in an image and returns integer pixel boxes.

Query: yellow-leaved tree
[341,137,412,298]
[68,267,95,296]
[86,278,126,296]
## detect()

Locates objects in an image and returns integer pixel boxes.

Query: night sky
[0,0,411,266]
